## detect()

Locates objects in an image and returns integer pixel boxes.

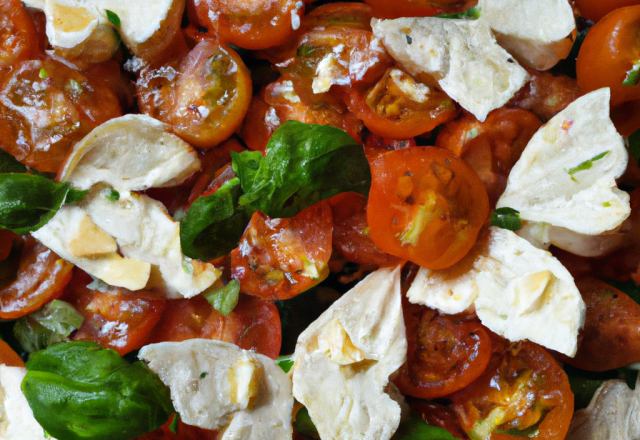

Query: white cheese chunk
[292,266,407,440]
[478,0,576,70]
[0,365,52,440]
[139,340,293,440]
[497,88,630,237]
[59,114,200,192]
[408,227,585,357]
[372,17,529,121]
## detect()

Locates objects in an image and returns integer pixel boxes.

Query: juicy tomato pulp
[367,147,490,270]
[0,0,38,69]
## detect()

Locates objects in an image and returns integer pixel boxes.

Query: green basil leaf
[105,9,121,27]
[22,341,174,440]
[236,120,371,218]
[0,150,27,174]
[436,5,481,19]
[392,413,458,440]
[293,406,319,438]
[231,150,263,193]
[180,177,252,261]
[0,174,87,233]
[623,60,640,86]
[13,300,83,353]
[490,207,522,231]
[629,128,640,165]
[169,413,180,435]
[276,354,294,373]
[202,279,240,316]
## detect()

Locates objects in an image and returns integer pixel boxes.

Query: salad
[0,0,639,439]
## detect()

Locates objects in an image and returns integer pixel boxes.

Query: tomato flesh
[0,0,38,70]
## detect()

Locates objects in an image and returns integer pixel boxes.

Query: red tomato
[84,60,137,112]
[450,336,573,440]
[367,147,490,270]
[0,60,121,172]
[576,6,640,108]
[363,132,417,161]
[0,229,15,262]
[575,0,640,22]
[135,414,218,440]
[436,108,542,207]
[0,0,38,70]
[61,271,166,356]
[363,0,476,19]
[0,339,24,367]
[146,294,281,359]
[395,305,492,399]
[343,68,459,139]
[0,238,73,320]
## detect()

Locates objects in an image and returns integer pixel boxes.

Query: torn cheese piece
[292,266,407,440]
[408,227,585,357]
[0,365,53,440]
[567,378,640,440]
[81,186,220,298]
[497,88,630,238]
[32,205,151,291]
[372,17,529,121]
[59,114,200,192]
[478,0,576,70]
[139,339,293,440]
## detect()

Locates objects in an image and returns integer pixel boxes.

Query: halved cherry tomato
[330,192,402,267]
[450,336,573,440]
[343,68,459,139]
[0,0,38,70]
[363,132,417,162]
[436,108,542,206]
[363,0,476,19]
[576,6,640,108]
[395,304,492,399]
[575,0,640,22]
[367,147,490,270]
[0,339,24,367]
[231,201,333,300]
[135,414,218,440]
[0,238,73,320]
[84,60,137,112]
[61,271,166,356]
[0,60,121,172]
[194,0,304,50]
[146,293,281,359]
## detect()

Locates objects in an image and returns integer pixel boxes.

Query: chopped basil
[623,61,640,86]
[13,300,83,353]
[566,151,610,178]
[169,413,180,435]
[490,207,522,231]
[106,10,121,28]
[391,413,458,439]
[436,5,481,19]
[276,355,294,373]
[202,279,240,316]
[200,372,208,379]
[39,68,49,79]
[105,189,120,201]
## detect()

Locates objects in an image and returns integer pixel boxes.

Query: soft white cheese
[478,0,576,70]
[372,17,529,121]
[408,227,585,357]
[292,266,407,440]
[139,340,293,440]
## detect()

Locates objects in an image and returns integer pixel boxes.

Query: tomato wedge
[367,147,489,270]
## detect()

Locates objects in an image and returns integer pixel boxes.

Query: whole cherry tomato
[0,0,37,70]
[367,147,490,270]
[0,339,24,367]
[0,238,73,320]
[363,0,476,19]
[231,201,333,300]
[450,336,573,440]
[575,0,640,22]
[395,305,492,399]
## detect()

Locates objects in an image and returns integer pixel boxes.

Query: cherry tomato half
[0,339,24,367]
[575,0,640,22]
[367,147,490,270]
[0,0,37,70]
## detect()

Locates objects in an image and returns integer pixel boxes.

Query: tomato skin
[575,0,640,22]
[146,293,281,359]
[576,6,640,108]
[231,201,333,300]
[0,339,24,367]
[363,0,476,19]
[135,414,218,440]
[0,238,73,320]
[395,305,492,399]
[367,147,490,270]
[0,0,38,70]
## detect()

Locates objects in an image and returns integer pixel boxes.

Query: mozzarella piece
[372,17,528,121]
[81,187,220,298]
[292,266,407,440]
[497,88,630,236]
[59,115,200,192]
[478,0,576,70]
[139,340,293,440]
[408,227,585,357]
[567,378,640,440]
[0,365,52,440]
[32,205,151,291]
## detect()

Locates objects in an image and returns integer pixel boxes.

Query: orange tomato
[362,132,417,161]
[575,0,640,22]
[395,305,492,399]
[0,339,24,367]
[0,0,38,70]
[367,147,490,270]
[363,0,476,19]
[231,201,333,300]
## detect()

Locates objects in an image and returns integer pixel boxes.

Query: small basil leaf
[180,177,251,261]
[13,300,83,353]
[629,128,640,165]
[436,5,481,19]
[0,174,87,233]
[623,61,640,86]
[202,279,240,316]
[231,150,263,193]
[237,121,371,218]
[293,406,319,438]
[0,150,27,174]
[22,341,175,440]
[169,413,180,435]
[392,413,458,440]
[105,9,121,27]
[490,207,522,231]
[276,354,294,373]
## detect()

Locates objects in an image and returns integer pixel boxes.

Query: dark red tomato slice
[363,0,476,19]
[395,305,492,399]
[450,336,573,440]
[0,0,38,70]
[367,147,490,270]
[146,293,281,359]
[0,60,121,172]
[0,238,73,320]
[231,201,333,300]
[575,0,640,22]
[61,271,166,356]
[135,414,218,440]
[343,68,459,139]
[0,339,24,367]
